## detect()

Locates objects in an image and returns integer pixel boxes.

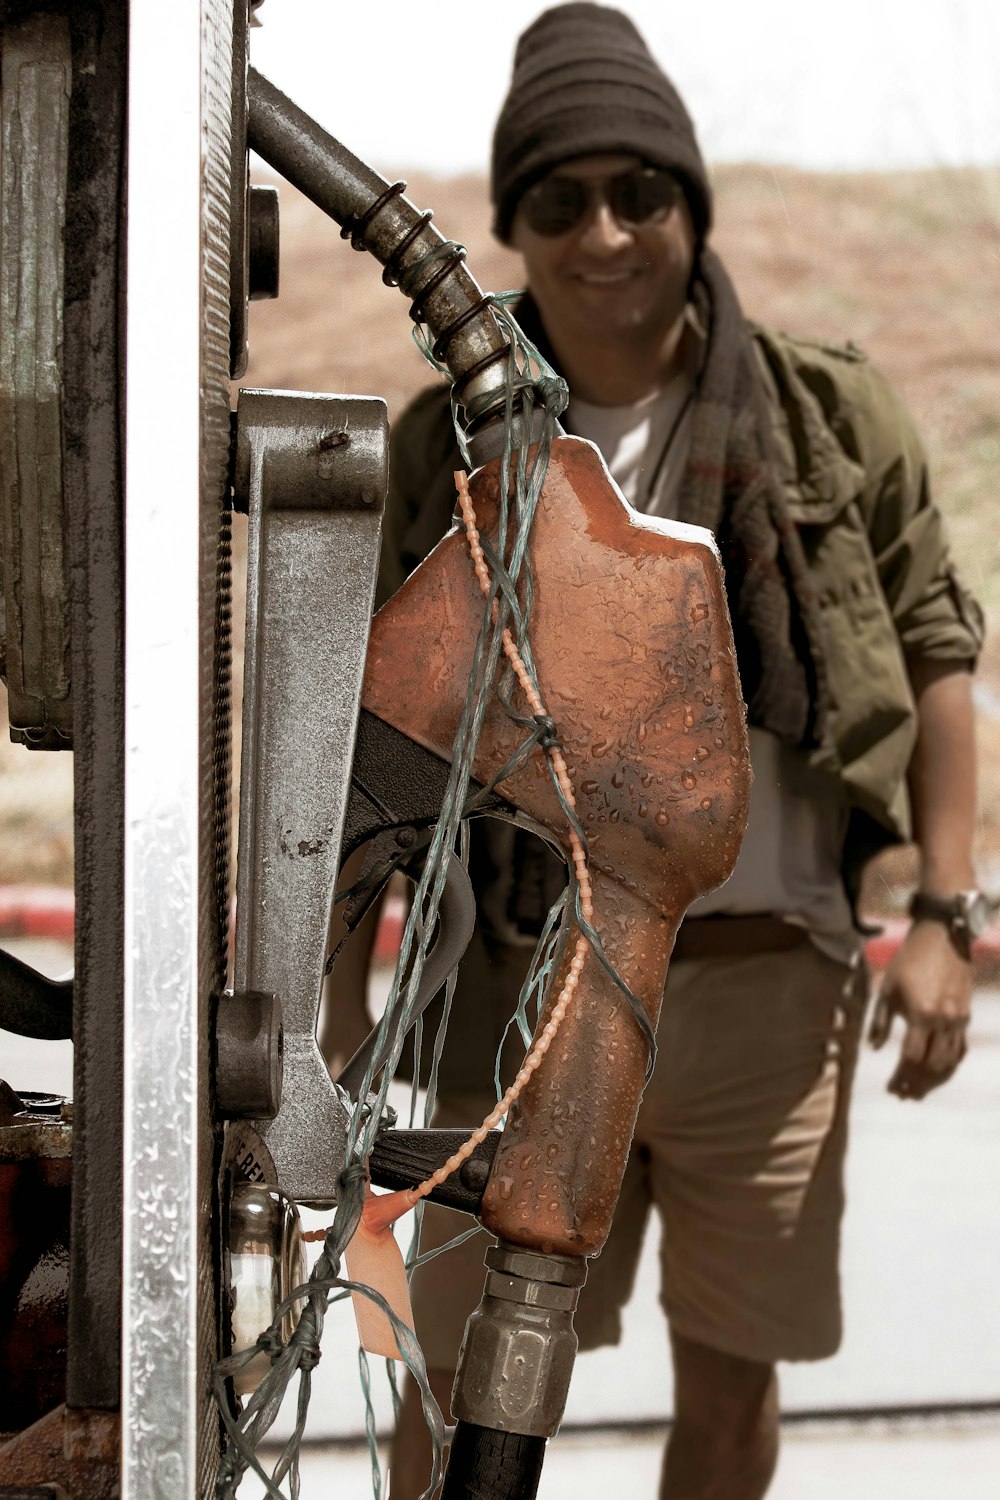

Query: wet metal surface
[120,1,236,1493]
[452,1243,588,1436]
[364,438,750,1256]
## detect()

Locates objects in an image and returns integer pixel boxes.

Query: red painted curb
[373,892,407,962]
[0,885,75,943]
[5,889,1000,975]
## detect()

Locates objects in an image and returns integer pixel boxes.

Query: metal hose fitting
[451,1241,589,1439]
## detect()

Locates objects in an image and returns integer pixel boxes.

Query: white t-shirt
[565,354,858,963]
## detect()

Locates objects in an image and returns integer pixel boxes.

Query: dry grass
[2,163,998,899]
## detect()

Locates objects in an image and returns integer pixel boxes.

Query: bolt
[460,1156,492,1195]
[395,827,417,848]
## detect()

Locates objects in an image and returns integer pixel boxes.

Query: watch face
[964,892,994,941]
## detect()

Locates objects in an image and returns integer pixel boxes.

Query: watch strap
[908,892,964,925]
[908,891,978,959]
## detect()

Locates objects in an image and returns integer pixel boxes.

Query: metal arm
[247,68,513,434]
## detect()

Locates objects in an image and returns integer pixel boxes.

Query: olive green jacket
[378,326,983,872]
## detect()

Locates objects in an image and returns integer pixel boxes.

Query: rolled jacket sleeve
[857,368,984,666]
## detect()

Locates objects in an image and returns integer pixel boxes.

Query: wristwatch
[908,889,995,960]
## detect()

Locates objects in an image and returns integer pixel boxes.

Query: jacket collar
[512,291,865,520]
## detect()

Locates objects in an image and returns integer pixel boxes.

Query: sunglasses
[521,165,684,238]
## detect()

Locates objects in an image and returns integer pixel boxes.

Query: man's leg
[390,1368,456,1500]
[641,944,868,1499]
[662,1331,778,1500]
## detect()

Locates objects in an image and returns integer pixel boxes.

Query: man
[333,6,984,1496]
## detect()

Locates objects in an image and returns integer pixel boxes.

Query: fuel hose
[442,1424,547,1500]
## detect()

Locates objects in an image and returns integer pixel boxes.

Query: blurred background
[2,2,999,1494]
[3,0,999,896]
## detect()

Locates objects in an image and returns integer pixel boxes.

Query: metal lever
[230,389,386,1203]
[0,947,72,1040]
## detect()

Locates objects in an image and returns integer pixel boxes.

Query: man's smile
[573,266,643,286]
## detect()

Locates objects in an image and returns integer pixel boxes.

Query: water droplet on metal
[655,809,670,826]
[682,771,697,790]
[700,797,713,810]
[695,746,710,761]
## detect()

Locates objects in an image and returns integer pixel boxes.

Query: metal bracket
[231,389,386,1203]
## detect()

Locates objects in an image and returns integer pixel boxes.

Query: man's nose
[577,200,633,256]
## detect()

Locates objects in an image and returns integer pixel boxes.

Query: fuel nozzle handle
[362,437,751,1260]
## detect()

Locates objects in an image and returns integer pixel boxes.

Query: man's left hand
[868,921,972,1099]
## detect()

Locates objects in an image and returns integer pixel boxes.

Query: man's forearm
[905,658,977,893]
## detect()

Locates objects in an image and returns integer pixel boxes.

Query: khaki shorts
[409,942,867,1369]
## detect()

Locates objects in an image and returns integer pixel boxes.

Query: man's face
[509,153,697,349]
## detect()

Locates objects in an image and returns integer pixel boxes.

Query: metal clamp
[451,1242,588,1439]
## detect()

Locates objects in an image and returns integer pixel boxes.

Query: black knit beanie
[492,3,712,244]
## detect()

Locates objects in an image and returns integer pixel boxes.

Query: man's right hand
[868,919,971,1100]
